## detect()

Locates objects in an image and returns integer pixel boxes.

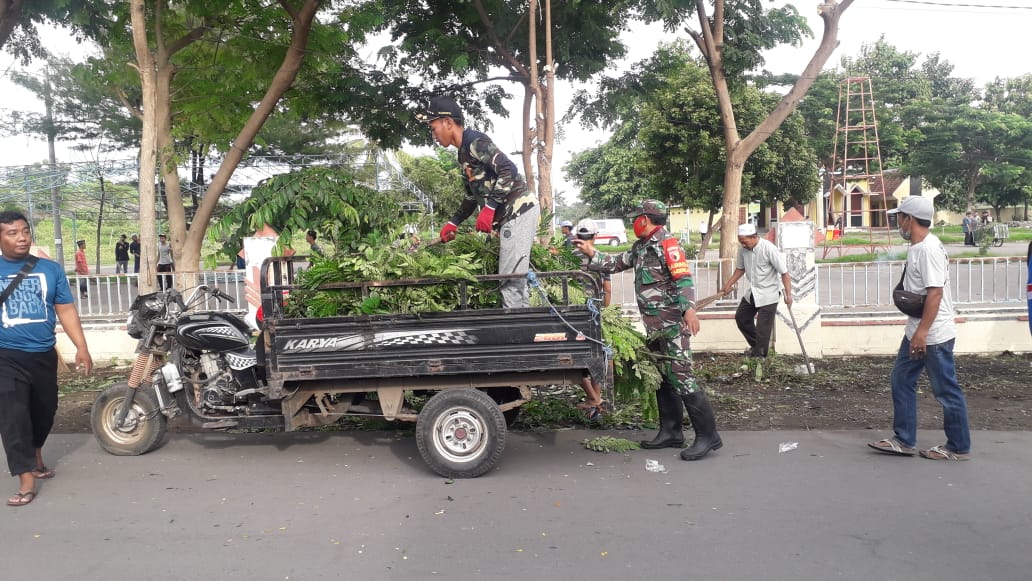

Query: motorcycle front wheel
[91,382,168,456]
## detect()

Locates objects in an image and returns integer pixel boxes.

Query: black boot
[680,390,723,461]
[640,388,685,449]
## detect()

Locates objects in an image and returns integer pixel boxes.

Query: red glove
[475,206,496,233]
[440,222,458,242]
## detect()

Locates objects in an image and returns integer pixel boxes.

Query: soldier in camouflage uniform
[574,200,722,461]
[422,96,540,308]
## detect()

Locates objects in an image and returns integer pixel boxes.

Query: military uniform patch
[661,238,691,280]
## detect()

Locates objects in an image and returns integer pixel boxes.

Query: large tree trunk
[130,0,159,293]
[173,0,321,272]
[521,81,536,203]
[690,0,854,275]
[523,0,540,210]
[536,0,555,229]
[718,158,745,281]
[155,61,187,271]
[965,171,979,214]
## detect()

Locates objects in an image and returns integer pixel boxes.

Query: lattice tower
[823,76,894,258]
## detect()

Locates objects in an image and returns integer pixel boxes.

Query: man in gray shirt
[719,224,792,357]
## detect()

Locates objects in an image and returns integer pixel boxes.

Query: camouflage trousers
[644,322,698,397]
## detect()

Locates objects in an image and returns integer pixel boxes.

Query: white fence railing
[72,270,248,319]
[611,256,1029,311]
[72,256,1028,320]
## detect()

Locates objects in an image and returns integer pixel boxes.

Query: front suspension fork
[115,353,162,428]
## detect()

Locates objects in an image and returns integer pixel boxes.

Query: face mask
[898,216,912,241]
[633,215,650,239]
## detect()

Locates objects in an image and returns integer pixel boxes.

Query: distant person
[74,240,88,299]
[869,196,970,461]
[114,234,130,274]
[157,234,174,290]
[560,221,574,247]
[129,234,141,273]
[962,212,975,246]
[698,219,708,243]
[573,219,612,308]
[719,223,792,358]
[306,230,323,256]
[571,218,612,420]
[0,211,93,507]
[981,211,990,225]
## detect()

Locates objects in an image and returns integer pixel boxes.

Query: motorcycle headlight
[126,313,145,339]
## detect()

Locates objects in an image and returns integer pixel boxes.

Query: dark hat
[419,96,464,123]
[628,199,668,219]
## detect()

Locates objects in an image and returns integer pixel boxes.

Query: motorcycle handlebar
[216,289,235,304]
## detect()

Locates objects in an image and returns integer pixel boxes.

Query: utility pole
[44,65,66,268]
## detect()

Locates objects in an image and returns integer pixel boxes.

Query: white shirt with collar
[735,237,787,307]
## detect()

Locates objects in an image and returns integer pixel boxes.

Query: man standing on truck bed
[422,96,540,309]
[574,200,722,461]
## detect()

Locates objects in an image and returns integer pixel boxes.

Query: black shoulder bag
[0,255,40,308]
[892,264,926,318]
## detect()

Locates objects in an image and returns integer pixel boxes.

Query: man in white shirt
[869,195,970,461]
[719,224,792,357]
[156,234,174,290]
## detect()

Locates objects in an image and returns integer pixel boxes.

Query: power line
[883,0,1032,9]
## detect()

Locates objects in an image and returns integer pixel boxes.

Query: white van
[593,219,628,246]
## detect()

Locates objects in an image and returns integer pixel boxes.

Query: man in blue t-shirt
[0,211,93,507]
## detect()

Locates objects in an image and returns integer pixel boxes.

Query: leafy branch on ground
[582,436,641,453]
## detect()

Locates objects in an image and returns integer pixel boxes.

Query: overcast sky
[2,0,1030,201]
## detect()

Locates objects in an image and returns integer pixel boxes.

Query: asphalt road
[4,429,1030,581]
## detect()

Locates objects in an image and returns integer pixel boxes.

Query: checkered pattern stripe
[375,330,477,347]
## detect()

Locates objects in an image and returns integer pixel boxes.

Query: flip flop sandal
[919,445,970,461]
[867,438,916,456]
[7,491,36,507]
[32,466,55,479]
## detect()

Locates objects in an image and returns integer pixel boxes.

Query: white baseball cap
[575,218,598,236]
[887,196,934,221]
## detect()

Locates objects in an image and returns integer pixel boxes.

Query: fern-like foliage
[209,166,401,262]
[278,227,660,419]
[582,436,641,453]
[602,306,660,422]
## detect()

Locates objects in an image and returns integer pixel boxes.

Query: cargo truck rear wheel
[416,389,506,479]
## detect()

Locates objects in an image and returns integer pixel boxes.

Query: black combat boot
[640,387,685,449]
[680,390,723,461]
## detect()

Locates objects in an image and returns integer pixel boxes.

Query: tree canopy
[566,41,818,218]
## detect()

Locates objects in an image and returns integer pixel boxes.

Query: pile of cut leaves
[283,231,661,421]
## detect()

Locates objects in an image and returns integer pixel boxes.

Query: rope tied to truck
[525,270,613,361]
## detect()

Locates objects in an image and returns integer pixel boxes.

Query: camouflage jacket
[587,228,695,330]
[450,129,535,228]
